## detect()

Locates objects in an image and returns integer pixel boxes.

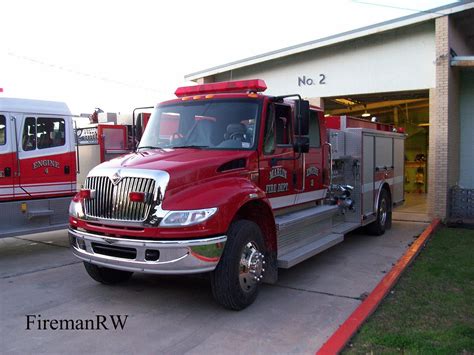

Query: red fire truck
[0,97,150,238]
[0,98,78,238]
[68,79,405,310]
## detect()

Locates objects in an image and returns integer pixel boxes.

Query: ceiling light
[362,111,371,117]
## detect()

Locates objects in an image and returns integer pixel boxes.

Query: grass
[345,227,474,354]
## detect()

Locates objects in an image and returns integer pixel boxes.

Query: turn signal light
[129,192,145,202]
[79,189,93,199]
[175,79,267,97]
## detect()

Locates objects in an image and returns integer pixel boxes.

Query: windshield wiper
[137,145,162,150]
[172,145,209,149]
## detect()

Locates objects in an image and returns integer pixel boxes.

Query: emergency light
[175,79,267,97]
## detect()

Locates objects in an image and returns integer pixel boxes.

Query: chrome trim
[69,228,227,274]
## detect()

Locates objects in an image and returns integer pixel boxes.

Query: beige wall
[213,23,436,98]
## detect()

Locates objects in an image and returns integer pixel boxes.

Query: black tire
[367,188,391,236]
[210,220,265,311]
[83,262,133,285]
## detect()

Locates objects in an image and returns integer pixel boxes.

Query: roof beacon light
[175,79,267,97]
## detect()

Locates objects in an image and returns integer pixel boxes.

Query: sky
[0,0,458,114]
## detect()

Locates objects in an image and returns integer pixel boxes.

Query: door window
[37,118,65,149]
[22,117,65,151]
[22,117,36,151]
[309,111,321,148]
[263,103,292,154]
[0,115,5,145]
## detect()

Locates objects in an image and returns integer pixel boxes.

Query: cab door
[0,113,15,201]
[294,109,326,204]
[259,102,297,210]
[18,115,75,198]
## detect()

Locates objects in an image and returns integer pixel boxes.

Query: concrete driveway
[0,221,428,354]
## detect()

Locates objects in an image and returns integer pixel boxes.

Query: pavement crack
[1,261,82,280]
[12,236,70,249]
[269,283,362,301]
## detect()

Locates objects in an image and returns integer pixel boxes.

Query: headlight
[69,195,85,218]
[160,208,217,227]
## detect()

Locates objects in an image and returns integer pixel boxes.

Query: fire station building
[185,2,474,221]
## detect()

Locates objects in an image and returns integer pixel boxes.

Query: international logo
[111,170,122,185]
[269,167,288,180]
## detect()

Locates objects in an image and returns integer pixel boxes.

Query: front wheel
[367,188,391,236]
[83,262,133,285]
[210,220,266,310]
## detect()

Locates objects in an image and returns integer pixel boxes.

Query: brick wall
[429,16,462,219]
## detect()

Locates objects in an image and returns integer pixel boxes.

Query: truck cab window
[263,103,292,154]
[22,117,66,151]
[309,110,321,148]
[37,118,65,149]
[0,115,5,145]
[22,117,36,151]
[263,105,275,154]
[275,104,292,145]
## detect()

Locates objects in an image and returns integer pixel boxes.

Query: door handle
[4,167,11,177]
[64,165,70,174]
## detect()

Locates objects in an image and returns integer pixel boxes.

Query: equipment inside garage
[323,90,429,218]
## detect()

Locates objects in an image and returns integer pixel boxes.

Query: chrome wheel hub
[379,198,387,226]
[239,242,265,292]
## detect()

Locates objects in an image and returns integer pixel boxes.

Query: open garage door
[322,90,430,222]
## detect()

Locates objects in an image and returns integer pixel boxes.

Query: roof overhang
[185,1,474,82]
[451,56,474,67]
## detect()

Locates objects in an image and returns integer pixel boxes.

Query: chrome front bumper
[69,228,227,274]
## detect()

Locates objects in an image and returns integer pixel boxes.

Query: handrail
[323,142,333,189]
[11,116,20,177]
[74,120,80,174]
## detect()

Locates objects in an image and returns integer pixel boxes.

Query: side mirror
[294,136,310,154]
[296,100,310,136]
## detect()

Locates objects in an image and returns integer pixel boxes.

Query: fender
[375,181,391,212]
[375,180,392,228]
[163,176,269,235]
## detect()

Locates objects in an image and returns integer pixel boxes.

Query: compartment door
[362,134,375,216]
[98,125,129,162]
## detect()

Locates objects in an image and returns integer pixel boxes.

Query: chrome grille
[84,176,157,222]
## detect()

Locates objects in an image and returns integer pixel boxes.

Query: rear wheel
[210,220,265,310]
[367,188,391,236]
[83,262,133,285]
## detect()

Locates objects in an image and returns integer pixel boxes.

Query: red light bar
[175,79,267,97]
[129,192,145,202]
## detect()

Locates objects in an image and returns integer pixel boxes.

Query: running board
[277,233,344,268]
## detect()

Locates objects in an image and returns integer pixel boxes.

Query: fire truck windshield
[138,99,261,150]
